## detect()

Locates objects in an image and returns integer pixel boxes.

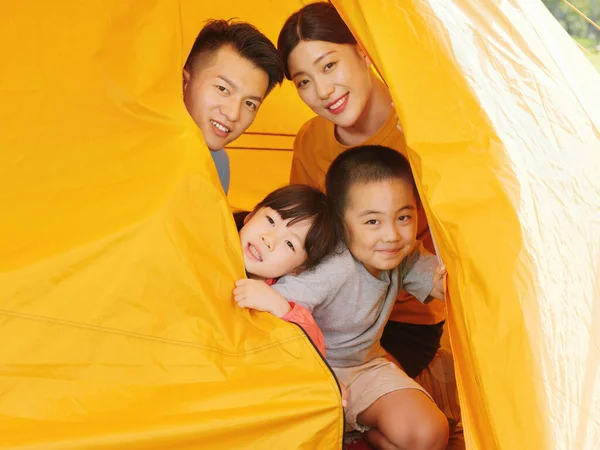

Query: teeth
[249,244,262,261]
[210,120,230,133]
[328,96,346,110]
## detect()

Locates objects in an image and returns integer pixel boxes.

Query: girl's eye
[398,215,411,222]
[267,216,275,225]
[366,219,379,225]
[286,241,295,251]
[296,79,309,88]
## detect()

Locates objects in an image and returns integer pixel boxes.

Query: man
[183,20,284,193]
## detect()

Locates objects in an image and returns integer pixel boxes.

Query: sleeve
[271,267,331,313]
[210,148,230,194]
[281,302,326,357]
[271,251,350,312]
[401,241,439,303]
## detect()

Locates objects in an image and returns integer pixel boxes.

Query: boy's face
[343,178,418,279]
[183,46,269,151]
[239,207,311,280]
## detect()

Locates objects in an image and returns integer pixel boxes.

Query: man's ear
[182,67,191,93]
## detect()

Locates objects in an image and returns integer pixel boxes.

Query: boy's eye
[266,215,275,225]
[286,241,295,251]
[365,219,379,225]
[324,62,336,72]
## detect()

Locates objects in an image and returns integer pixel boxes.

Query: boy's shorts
[334,357,433,432]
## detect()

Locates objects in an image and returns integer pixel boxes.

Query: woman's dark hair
[186,19,284,96]
[277,2,357,79]
[325,145,418,239]
[234,184,338,270]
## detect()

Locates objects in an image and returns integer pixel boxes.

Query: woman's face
[287,40,373,128]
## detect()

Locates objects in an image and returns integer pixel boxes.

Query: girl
[233,184,338,358]
[236,146,449,450]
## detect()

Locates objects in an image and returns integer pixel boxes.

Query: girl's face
[287,40,372,128]
[343,178,418,278]
[239,207,311,279]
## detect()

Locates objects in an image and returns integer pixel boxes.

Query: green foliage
[542,0,600,44]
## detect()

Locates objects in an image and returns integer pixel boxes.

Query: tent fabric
[1,0,599,449]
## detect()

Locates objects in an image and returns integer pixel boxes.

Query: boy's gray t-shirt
[272,242,437,368]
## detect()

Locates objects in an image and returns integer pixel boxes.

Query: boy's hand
[431,265,447,300]
[234,279,292,318]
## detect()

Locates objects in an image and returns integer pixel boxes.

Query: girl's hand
[234,279,292,317]
[430,265,447,300]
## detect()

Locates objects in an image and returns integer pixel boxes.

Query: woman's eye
[366,219,378,225]
[324,62,336,71]
[296,79,309,88]
[398,215,411,222]
[216,85,229,93]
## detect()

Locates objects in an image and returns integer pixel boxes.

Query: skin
[183,45,268,151]
[287,40,393,146]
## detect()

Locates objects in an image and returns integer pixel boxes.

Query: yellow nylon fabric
[332,0,600,448]
[0,1,342,448]
[2,0,600,449]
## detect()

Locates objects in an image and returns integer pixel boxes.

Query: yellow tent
[1,1,599,449]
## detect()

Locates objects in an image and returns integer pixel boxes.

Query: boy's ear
[182,67,191,93]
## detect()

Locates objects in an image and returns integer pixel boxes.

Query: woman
[277,2,463,447]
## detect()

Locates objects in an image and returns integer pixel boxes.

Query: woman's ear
[355,45,371,68]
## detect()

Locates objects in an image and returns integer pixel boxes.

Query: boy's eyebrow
[358,205,416,216]
[291,51,337,79]
[217,75,263,102]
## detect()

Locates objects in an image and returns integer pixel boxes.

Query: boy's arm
[402,241,445,303]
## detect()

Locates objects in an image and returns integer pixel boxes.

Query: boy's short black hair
[325,145,419,239]
[185,19,284,96]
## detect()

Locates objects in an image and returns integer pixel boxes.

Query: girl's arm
[281,302,326,357]
[233,280,327,357]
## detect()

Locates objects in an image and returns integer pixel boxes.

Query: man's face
[183,45,269,150]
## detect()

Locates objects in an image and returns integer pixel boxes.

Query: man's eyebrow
[217,75,237,89]
[218,75,263,102]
